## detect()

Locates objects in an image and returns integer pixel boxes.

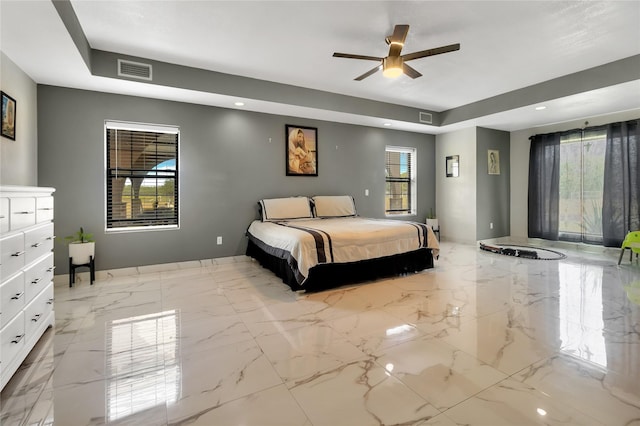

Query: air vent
[419,112,433,124]
[117,59,152,81]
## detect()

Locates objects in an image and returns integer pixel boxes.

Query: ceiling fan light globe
[382,67,403,78]
[382,56,403,78]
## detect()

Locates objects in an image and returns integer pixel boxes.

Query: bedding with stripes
[246,217,439,287]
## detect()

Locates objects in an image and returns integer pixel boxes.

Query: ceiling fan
[333,24,460,81]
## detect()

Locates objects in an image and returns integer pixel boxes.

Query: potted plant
[65,227,95,265]
[426,208,439,231]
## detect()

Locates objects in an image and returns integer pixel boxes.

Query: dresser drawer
[0,198,8,234]
[36,197,54,223]
[0,233,25,282]
[24,223,54,265]
[24,253,54,303]
[9,198,36,231]
[0,272,25,328]
[0,311,26,369]
[24,284,53,340]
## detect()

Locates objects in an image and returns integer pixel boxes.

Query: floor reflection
[559,262,607,367]
[107,310,181,422]
[625,282,640,305]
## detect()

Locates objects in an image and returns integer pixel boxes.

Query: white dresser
[0,185,55,391]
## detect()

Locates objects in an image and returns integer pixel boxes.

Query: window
[530,119,638,246]
[106,121,179,231]
[385,146,416,215]
[558,128,606,244]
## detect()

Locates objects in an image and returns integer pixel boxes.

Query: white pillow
[312,195,357,218]
[259,197,313,221]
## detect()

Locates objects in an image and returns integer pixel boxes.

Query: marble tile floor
[1,241,639,425]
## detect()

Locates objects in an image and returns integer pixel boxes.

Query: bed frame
[246,237,434,292]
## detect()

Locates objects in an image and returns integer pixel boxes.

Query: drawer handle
[47,298,54,305]
[11,334,25,344]
[31,278,41,284]
[0,215,5,219]
[46,236,56,241]
[15,211,34,215]
[47,266,56,273]
[31,242,43,248]
[11,292,24,300]
[38,208,53,211]
[31,314,41,322]
[11,251,26,257]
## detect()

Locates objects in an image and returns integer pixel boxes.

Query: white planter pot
[69,242,95,265]
[426,218,439,231]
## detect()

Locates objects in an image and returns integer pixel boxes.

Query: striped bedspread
[246,217,439,286]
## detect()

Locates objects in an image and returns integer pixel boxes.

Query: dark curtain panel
[602,119,640,247]
[528,133,561,240]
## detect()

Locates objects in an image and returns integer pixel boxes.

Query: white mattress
[247,217,439,284]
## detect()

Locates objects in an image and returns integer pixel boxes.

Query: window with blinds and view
[106,122,179,230]
[385,147,416,215]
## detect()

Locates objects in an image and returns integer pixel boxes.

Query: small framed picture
[488,149,500,175]
[286,125,317,176]
[1,91,16,141]
[446,155,459,177]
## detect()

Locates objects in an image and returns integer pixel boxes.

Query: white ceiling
[1,0,639,134]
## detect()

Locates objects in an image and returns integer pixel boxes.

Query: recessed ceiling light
[234,102,245,106]
[383,123,392,126]
[535,106,546,110]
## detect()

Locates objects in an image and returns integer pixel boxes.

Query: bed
[246,196,439,292]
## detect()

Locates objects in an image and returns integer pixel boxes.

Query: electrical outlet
[490,223,494,229]
[365,189,369,196]
[217,236,222,245]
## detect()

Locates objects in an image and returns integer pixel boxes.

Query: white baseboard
[54,255,252,286]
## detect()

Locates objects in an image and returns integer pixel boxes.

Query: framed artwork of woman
[286,125,318,176]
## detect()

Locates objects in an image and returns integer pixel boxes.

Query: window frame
[104,120,180,233]
[385,146,417,217]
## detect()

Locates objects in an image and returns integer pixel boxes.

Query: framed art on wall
[1,91,16,140]
[446,155,459,177]
[488,149,500,175]
[286,125,317,176]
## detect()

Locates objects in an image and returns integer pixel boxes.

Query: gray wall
[435,126,511,243]
[435,127,477,243]
[1,52,38,186]
[37,85,435,273]
[476,127,510,240]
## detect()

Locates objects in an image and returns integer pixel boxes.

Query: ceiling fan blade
[388,24,409,57]
[402,63,422,79]
[333,52,383,61]
[402,43,460,62]
[354,65,382,81]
